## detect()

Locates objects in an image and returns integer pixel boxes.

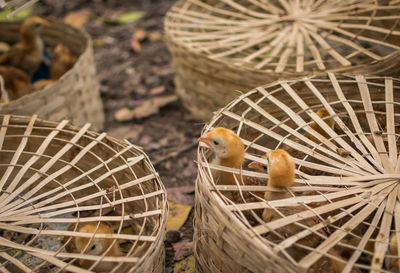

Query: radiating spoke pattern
[197,74,400,272]
[0,115,167,273]
[166,0,400,72]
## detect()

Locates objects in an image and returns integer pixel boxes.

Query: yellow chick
[0,16,50,76]
[65,222,122,272]
[249,149,295,221]
[0,65,31,100]
[198,127,245,185]
[310,108,334,139]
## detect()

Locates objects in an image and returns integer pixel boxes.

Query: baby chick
[249,149,295,221]
[198,127,245,185]
[64,222,122,272]
[0,16,50,77]
[0,65,31,100]
[50,43,77,79]
[310,108,334,139]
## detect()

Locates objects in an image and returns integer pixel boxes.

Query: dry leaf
[167,201,192,231]
[166,186,195,206]
[64,10,90,28]
[114,95,177,122]
[130,37,141,52]
[173,241,193,262]
[134,28,147,40]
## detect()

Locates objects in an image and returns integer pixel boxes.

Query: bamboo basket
[195,73,400,273]
[0,114,167,273]
[165,0,400,121]
[0,19,104,130]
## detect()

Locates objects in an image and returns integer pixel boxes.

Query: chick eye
[90,244,96,251]
[213,140,219,145]
[262,165,267,170]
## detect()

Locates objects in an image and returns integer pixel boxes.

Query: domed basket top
[166,0,400,74]
[197,73,400,272]
[0,115,167,273]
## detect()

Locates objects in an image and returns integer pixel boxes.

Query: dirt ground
[37,0,198,271]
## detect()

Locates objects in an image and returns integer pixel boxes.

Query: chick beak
[78,258,84,266]
[198,134,211,146]
[248,161,260,170]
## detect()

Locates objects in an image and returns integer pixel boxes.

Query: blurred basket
[195,73,400,273]
[0,19,104,130]
[165,0,400,120]
[0,114,167,273]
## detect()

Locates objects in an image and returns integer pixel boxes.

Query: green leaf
[106,11,145,25]
[0,7,33,21]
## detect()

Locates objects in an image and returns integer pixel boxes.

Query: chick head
[248,153,268,172]
[21,16,50,34]
[198,127,244,160]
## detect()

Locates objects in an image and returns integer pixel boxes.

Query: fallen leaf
[174,254,195,272]
[106,11,146,25]
[134,28,147,40]
[166,186,195,206]
[173,241,193,262]
[107,124,144,140]
[130,37,141,52]
[130,28,147,52]
[64,10,90,28]
[0,6,33,21]
[149,85,165,95]
[167,201,192,231]
[114,95,178,122]
[149,31,163,41]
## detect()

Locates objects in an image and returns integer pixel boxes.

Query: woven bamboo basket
[0,114,167,273]
[195,73,400,273]
[0,19,104,130]
[165,0,400,121]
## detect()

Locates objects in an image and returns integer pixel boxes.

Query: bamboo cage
[0,115,167,273]
[165,0,400,121]
[0,19,104,130]
[195,73,400,273]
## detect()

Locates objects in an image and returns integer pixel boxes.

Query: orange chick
[32,79,55,92]
[50,43,77,79]
[310,107,334,138]
[198,127,245,185]
[65,222,122,272]
[249,149,295,222]
[0,75,9,103]
[0,65,31,100]
[0,16,50,76]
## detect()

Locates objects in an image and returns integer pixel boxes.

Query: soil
[37,0,198,271]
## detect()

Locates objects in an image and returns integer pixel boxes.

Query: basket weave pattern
[166,0,400,120]
[0,20,104,130]
[0,115,167,273]
[195,73,400,272]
